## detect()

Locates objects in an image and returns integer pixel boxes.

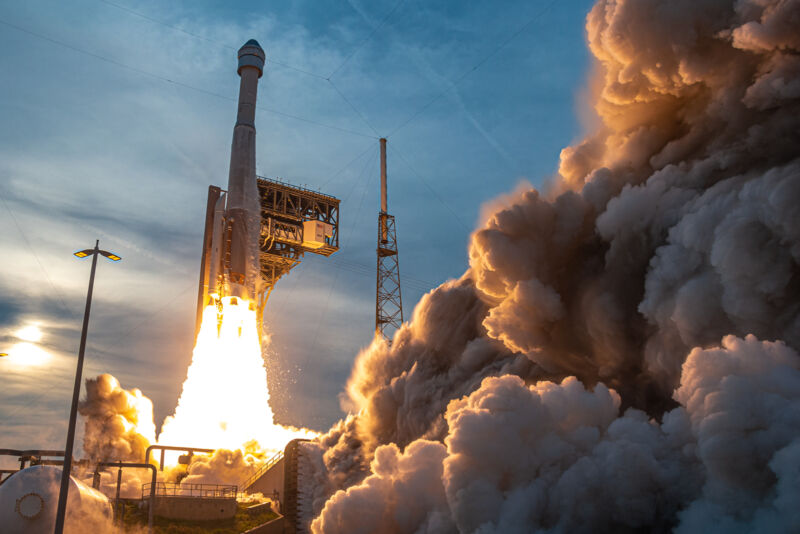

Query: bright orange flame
[158,297,316,456]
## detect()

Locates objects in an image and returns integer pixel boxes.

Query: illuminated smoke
[78,373,156,462]
[79,299,315,491]
[306,0,800,531]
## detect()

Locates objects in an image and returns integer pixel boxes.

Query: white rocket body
[206,40,265,306]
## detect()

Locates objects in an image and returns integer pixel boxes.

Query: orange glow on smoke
[158,297,316,457]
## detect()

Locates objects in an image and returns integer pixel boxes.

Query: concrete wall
[153,496,237,521]
[248,457,284,506]
[243,516,284,534]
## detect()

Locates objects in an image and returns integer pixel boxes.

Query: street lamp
[54,240,121,534]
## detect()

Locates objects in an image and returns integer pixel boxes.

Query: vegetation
[119,500,278,533]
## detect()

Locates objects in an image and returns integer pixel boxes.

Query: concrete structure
[148,482,237,521]
[153,495,237,521]
[244,516,285,534]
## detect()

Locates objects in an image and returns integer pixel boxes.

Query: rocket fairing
[198,40,265,315]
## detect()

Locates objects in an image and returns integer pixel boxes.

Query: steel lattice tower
[376,138,403,341]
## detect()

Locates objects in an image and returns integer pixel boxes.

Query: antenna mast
[376,138,403,341]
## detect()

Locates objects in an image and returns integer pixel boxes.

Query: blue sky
[0,0,594,454]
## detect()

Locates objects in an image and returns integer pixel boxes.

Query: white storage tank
[0,465,113,533]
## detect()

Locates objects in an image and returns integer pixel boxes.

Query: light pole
[54,240,121,534]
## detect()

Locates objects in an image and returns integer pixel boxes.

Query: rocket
[197,40,266,321]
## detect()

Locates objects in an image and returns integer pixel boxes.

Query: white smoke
[305,0,800,531]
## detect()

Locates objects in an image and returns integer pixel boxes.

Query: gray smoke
[306,0,800,531]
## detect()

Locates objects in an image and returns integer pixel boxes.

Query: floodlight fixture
[100,251,122,261]
[75,247,121,262]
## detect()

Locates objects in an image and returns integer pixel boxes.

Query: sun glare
[16,324,43,343]
[5,342,51,366]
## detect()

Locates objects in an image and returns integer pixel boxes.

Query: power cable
[95,0,380,140]
[265,147,375,318]
[388,144,470,231]
[97,0,236,50]
[305,256,434,293]
[96,0,329,81]
[327,0,407,79]
[102,282,196,350]
[299,149,377,370]
[0,189,77,320]
[387,0,559,137]
[320,142,375,189]
[0,18,377,140]
[328,79,381,138]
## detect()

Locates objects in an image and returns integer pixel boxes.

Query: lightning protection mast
[376,138,403,342]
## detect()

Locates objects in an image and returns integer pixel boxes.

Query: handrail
[144,444,215,471]
[257,175,338,200]
[95,461,157,534]
[142,482,237,499]
[240,450,284,492]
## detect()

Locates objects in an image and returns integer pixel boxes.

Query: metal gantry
[196,177,340,336]
[376,212,403,340]
[375,138,403,341]
[255,176,340,326]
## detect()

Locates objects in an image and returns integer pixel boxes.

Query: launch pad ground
[119,500,278,533]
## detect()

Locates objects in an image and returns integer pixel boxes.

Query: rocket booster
[198,40,265,315]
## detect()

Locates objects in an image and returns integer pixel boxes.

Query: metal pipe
[380,138,388,244]
[54,240,99,534]
[0,449,65,457]
[95,462,156,534]
[380,138,388,213]
[144,445,214,471]
[115,466,122,523]
[0,449,66,471]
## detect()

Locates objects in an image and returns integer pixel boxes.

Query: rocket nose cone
[238,39,266,77]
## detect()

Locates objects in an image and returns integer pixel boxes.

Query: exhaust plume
[305,0,800,531]
[78,373,156,462]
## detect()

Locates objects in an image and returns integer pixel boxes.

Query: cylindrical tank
[0,465,113,533]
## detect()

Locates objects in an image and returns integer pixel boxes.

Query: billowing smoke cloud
[78,373,156,462]
[314,335,800,533]
[306,0,800,531]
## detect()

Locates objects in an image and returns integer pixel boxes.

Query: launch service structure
[375,138,403,341]
[196,39,341,335]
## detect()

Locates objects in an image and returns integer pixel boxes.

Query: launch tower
[375,138,403,341]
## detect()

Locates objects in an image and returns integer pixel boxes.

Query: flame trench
[158,297,314,455]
